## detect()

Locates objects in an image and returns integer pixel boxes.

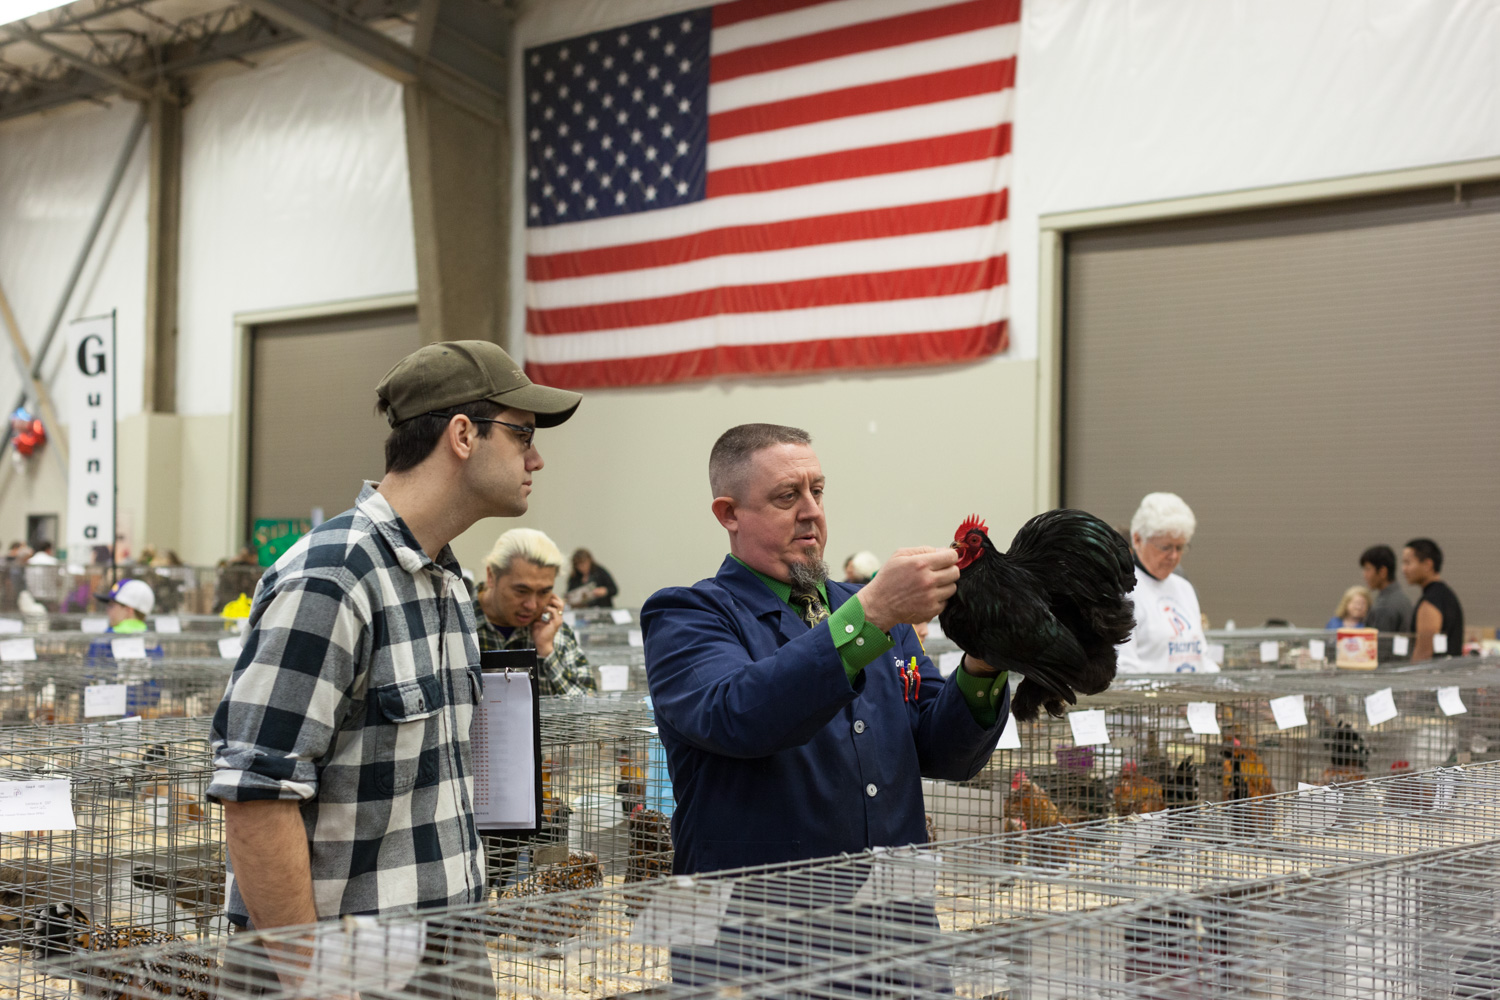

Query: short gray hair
[486,528,564,576]
[1130,492,1197,543]
[709,423,812,499]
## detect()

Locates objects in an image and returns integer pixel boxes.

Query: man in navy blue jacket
[642,423,1011,877]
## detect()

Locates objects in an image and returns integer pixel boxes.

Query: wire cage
[486,698,672,896]
[0,564,265,617]
[0,660,233,726]
[52,758,1500,1000]
[3,615,236,635]
[921,657,1500,842]
[0,717,222,999]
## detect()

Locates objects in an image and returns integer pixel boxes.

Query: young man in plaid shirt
[208,341,579,992]
[474,527,596,697]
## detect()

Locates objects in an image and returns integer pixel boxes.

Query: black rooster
[939,511,1136,721]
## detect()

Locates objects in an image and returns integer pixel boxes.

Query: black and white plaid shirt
[208,484,485,926]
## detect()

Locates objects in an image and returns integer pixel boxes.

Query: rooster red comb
[956,514,988,538]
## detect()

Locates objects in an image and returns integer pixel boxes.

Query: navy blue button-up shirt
[642,556,1009,875]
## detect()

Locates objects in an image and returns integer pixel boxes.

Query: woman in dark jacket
[567,548,619,608]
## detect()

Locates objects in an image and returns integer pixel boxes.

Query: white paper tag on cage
[1290,781,1342,832]
[561,610,576,627]
[1365,687,1398,726]
[1068,709,1110,746]
[302,916,426,995]
[1258,641,1279,663]
[630,879,734,945]
[146,795,171,827]
[1437,686,1467,716]
[996,714,1021,750]
[627,628,644,648]
[1434,771,1457,809]
[852,848,941,906]
[1116,811,1167,862]
[84,684,128,718]
[1432,633,1449,654]
[152,615,181,633]
[1392,635,1410,656]
[611,608,633,624]
[80,617,108,633]
[937,650,964,677]
[218,637,243,659]
[0,619,21,634]
[1186,702,1220,735]
[1270,694,1307,730]
[1308,639,1326,660]
[0,779,75,832]
[598,665,630,691]
[0,638,36,662]
[110,637,147,660]
[1206,642,1225,663]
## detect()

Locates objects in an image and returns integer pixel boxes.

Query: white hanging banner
[66,315,116,558]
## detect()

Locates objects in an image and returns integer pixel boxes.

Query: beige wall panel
[117,413,183,557]
[0,450,67,554]
[177,414,234,564]
[447,360,1039,608]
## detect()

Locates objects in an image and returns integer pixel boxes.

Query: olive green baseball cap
[376,340,581,428]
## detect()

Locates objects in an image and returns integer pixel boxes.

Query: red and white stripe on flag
[523,0,1019,390]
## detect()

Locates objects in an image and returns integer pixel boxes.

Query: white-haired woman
[1116,493,1219,674]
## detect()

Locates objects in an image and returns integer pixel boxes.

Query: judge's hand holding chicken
[857,547,1003,677]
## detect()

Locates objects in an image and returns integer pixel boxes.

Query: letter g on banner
[77,334,107,377]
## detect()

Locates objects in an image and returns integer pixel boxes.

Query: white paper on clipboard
[470,670,538,831]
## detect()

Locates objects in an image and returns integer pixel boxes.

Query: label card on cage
[1437,686,1467,716]
[627,629,644,647]
[852,846,941,907]
[0,638,36,662]
[0,619,20,634]
[611,608,633,624]
[1258,640,1279,663]
[80,617,108,633]
[110,637,146,660]
[1186,701,1221,735]
[1433,633,1449,655]
[472,649,541,833]
[218,637,243,659]
[1270,694,1307,730]
[152,616,181,633]
[598,664,630,691]
[1206,642,1225,663]
[1116,811,1167,863]
[1308,639,1326,660]
[631,878,735,945]
[1365,687,1398,726]
[0,779,75,832]
[937,650,965,677]
[84,684,128,718]
[1068,709,1110,746]
[1392,635,1410,656]
[997,714,1022,749]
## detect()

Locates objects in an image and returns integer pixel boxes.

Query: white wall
[0,98,148,550]
[5,0,1500,591]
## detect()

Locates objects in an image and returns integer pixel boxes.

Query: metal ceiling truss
[0,0,425,123]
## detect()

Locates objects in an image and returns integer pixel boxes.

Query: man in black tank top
[1401,538,1465,659]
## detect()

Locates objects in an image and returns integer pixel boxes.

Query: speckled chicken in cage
[496,850,604,944]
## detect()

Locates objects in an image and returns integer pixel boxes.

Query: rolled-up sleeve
[207,570,368,803]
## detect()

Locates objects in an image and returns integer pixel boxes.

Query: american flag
[522,0,1018,389]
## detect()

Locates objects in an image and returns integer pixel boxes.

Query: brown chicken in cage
[1385,760,1436,811]
[498,850,604,944]
[1004,770,1067,831]
[625,806,673,883]
[1113,762,1165,816]
[1221,738,1277,835]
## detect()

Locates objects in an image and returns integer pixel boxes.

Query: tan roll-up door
[1063,182,1500,630]
[248,308,421,525]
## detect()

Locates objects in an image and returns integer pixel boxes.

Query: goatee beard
[788,558,828,593]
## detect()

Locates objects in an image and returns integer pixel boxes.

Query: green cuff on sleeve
[953,662,1008,728]
[828,597,894,685]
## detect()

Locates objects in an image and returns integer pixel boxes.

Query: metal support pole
[1,104,146,450]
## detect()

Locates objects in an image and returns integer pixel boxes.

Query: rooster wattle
[938,510,1136,721]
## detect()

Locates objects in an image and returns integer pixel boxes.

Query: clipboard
[472,648,543,835]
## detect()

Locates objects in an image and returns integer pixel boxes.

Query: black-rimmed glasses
[429,412,535,450]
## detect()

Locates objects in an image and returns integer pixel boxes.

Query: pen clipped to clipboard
[471,648,543,835]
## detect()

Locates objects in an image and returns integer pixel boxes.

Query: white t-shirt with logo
[1117,565,1220,674]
